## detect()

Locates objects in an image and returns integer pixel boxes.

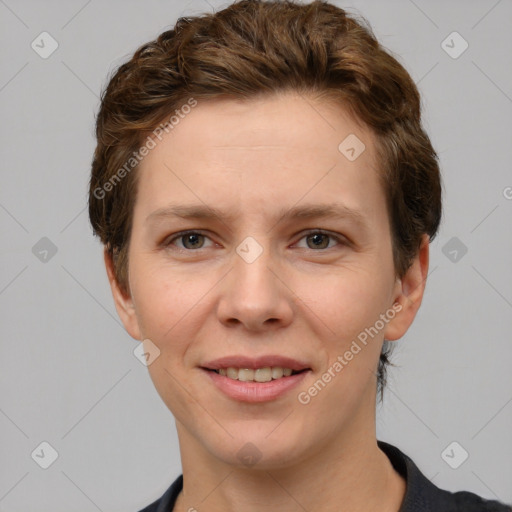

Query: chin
[200,429,310,471]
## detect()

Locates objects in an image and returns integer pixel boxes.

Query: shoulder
[449,490,512,511]
[137,474,183,512]
[377,441,511,512]
[139,447,512,512]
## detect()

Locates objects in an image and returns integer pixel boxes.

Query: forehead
[160,92,374,165]
[135,92,385,223]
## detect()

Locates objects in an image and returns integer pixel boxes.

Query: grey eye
[180,233,206,249]
[306,233,331,249]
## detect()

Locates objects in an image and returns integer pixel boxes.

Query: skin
[105,91,429,511]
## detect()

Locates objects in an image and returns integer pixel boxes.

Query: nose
[216,241,294,332]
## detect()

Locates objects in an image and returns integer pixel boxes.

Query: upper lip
[201,355,311,371]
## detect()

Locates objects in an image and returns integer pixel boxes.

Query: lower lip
[203,369,310,403]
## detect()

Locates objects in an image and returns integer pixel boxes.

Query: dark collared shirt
[138,441,511,511]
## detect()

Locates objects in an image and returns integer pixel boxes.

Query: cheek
[129,259,208,343]
[305,267,391,340]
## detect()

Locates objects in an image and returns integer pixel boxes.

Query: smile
[210,366,305,382]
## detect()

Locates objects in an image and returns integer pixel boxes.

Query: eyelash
[162,229,347,252]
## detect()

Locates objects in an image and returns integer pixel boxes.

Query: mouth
[205,366,309,382]
[201,355,311,380]
[200,355,312,402]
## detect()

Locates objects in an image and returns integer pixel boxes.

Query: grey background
[1,0,511,510]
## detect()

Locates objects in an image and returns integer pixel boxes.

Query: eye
[164,231,214,250]
[295,230,346,250]
[162,229,346,252]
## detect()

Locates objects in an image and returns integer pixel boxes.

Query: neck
[173,417,406,512]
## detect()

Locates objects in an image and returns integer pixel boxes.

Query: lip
[203,367,310,403]
[201,355,311,371]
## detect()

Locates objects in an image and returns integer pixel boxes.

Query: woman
[88,1,511,510]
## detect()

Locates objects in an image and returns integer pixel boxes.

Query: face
[107,92,427,469]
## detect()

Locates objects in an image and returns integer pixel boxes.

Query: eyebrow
[146,202,368,230]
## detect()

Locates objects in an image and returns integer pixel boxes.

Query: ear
[104,249,142,341]
[383,234,430,341]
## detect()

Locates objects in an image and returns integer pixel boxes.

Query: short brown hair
[88,0,442,400]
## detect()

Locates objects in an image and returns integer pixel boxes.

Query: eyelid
[293,229,349,249]
[162,230,215,250]
[162,229,348,251]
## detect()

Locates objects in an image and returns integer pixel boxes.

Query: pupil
[309,233,328,249]
[185,234,203,249]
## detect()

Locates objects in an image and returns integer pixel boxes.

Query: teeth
[214,366,301,382]
[227,367,238,379]
[254,367,272,382]
[238,368,254,381]
[271,367,283,379]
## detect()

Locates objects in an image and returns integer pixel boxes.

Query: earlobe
[384,235,430,341]
[103,249,142,341]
